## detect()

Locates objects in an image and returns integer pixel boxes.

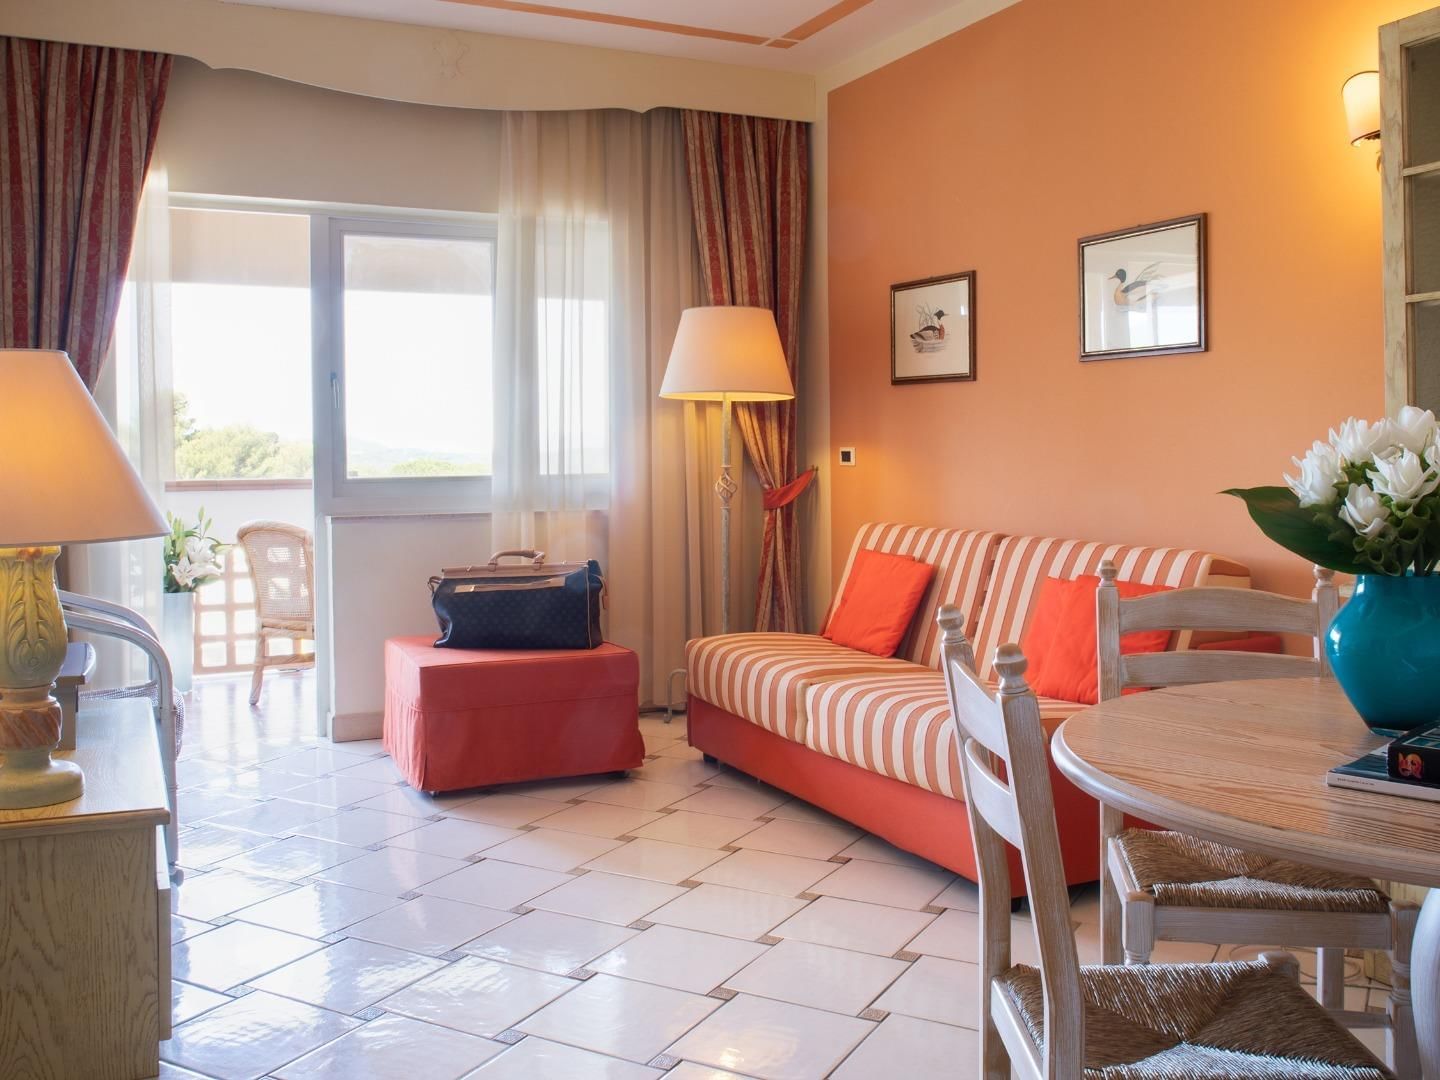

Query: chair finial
[937,604,967,643]
[1314,564,1335,587]
[1099,560,1119,586]
[994,643,1030,693]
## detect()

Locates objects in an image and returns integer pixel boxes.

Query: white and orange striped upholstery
[685,633,923,743]
[969,536,1249,681]
[828,523,1002,670]
[804,671,1087,798]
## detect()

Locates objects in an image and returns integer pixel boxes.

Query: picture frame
[890,271,976,384]
[1078,213,1206,361]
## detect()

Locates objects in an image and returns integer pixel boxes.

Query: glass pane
[199,610,227,635]
[201,642,228,668]
[233,577,255,604]
[1413,299,1440,415]
[1406,36,1440,167]
[234,610,257,635]
[235,641,256,665]
[197,578,226,605]
[170,208,313,480]
[1411,170,1440,296]
[342,233,494,478]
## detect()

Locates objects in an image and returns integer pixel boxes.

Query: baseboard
[331,710,382,742]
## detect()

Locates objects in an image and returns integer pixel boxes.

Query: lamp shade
[1343,70,1381,145]
[660,306,795,402]
[0,349,166,546]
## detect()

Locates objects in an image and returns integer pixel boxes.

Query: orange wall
[827,0,1427,599]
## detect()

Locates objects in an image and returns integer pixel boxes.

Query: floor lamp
[0,349,167,808]
[660,306,795,637]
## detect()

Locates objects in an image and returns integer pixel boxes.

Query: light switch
[838,447,856,466]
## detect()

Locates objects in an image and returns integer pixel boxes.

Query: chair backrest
[1095,560,1337,700]
[969,535,1249,682]
[236,520,315,624]
[937,605,1083,1078]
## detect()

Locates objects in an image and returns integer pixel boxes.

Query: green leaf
[1221,486,1371,575]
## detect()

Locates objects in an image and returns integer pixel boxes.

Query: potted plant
[162,509,226,693]
[1226,405,1440,733]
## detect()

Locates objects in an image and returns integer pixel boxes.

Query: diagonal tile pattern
[163,673,1394,1078]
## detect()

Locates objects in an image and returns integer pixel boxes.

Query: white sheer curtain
[70,166,173,687]
[492,109,735,704]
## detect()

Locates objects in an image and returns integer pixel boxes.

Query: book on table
[1328,737,1440,803]
[1387,723,1440,784]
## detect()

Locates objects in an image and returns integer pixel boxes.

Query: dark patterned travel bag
[428,550,605,650]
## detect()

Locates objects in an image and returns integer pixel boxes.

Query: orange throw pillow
[1019,574,1174,705]
[823,548,937,657]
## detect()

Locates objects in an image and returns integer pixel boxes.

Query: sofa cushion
[686,633,923,743]
[970,536,1244,681]
[803,671,1086,798]
[1021,575,1174,705]
[823,548,936,657]
[830,523,1002,671]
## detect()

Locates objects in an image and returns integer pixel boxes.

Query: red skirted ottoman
[383,636,644,793]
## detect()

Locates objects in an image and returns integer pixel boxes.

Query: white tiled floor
[161,672,1394,1079]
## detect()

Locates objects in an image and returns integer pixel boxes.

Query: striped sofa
[684,523,1250,889]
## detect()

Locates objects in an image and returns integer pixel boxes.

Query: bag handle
[488,549,547,570]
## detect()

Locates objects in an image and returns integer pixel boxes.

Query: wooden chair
[236,520,316,707]
[1095,560,1418,1077]
[935,605,1394,1079]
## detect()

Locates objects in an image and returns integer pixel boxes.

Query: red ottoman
[383,636,644,793]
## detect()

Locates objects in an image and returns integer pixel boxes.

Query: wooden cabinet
[0,699,171,1079]
[1383,6,1440,415]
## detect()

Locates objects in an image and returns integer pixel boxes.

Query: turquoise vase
[1325,572,1440,734]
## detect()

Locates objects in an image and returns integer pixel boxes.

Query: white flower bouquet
[1225,406,1440,576]
[164,509,227,593]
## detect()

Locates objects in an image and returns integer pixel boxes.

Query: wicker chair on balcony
[236,520,316,706]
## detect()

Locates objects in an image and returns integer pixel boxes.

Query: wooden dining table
[1052,677,1440,1078]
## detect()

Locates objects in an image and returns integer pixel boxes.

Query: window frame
[311,213,499,517]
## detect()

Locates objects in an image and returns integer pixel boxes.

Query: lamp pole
[715,393,737,635]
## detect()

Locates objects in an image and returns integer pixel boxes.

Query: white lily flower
[1328,417,1392,464]
[1390,405,1438,456]
[171,555,197,589]
[184,536,210,560]
[1368,447,1440,504]
[1284,440,1344,507]
[1339,483,1391,539]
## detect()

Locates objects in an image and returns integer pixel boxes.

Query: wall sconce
[1343,70,1381,145]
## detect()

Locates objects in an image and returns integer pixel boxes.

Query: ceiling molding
[0,0,816,119]
[816,0,1019,92]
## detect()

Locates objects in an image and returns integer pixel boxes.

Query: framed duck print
[1078,214,1206,361]
[891,271,976,384]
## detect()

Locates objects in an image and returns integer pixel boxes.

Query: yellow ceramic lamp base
[0,546,83,809]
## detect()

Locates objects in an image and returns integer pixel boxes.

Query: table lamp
[660,307,795,634]
[0,349,166,808]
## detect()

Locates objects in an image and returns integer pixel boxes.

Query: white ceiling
[220,0,966,71]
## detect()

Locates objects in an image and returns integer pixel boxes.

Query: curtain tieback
[762,467,817,511]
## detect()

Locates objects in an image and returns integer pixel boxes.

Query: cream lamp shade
[1342,70,1381,145]
[659,306,795,402]
[0,349,166,546]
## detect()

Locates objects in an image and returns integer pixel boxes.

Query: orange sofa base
[686,695,1100,894]
[383,636,644,793]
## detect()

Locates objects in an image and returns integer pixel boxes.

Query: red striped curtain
[1,37,172,389]
[682,110,810,633]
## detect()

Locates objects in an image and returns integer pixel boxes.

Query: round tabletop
[1052,677,1440,890]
